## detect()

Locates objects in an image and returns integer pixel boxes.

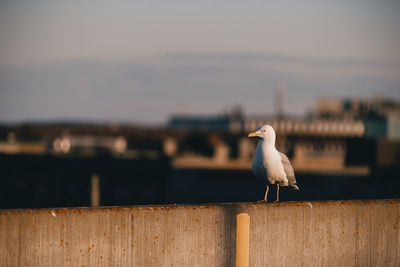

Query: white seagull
[248,124,299,202]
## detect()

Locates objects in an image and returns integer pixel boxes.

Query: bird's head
[248,124,276,142]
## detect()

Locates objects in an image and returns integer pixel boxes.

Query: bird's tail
[291,184,300,190]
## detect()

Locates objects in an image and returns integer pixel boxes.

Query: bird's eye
[262,129,266,132]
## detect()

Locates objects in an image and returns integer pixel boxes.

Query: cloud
[162,52,400,80]
[0,53,399,123]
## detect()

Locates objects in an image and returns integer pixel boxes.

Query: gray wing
[279,152,299,190]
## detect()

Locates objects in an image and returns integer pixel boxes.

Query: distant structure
[313,97,400,139]
[169,96,400,140]
[1,95,398,175]
[169,115,231,132]
[274,82,286,119]
[167,96,400,172]
[169,105,244,133]
[314,97,400,119]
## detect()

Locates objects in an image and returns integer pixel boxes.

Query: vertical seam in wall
[130,214,134,267]
[354,207,359,267]
[302,208,305,267]
[397,204,400,267]
[18,214,22,267]
[108,215,113,267]
[369,205,373,266]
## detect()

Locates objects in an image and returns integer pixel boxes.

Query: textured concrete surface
[1,199,399,267]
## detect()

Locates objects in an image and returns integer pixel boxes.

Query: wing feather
[279,152,299,190]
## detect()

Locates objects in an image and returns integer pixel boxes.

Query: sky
[0,0,399,124]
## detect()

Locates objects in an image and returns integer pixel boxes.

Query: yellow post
[236,212,250,267]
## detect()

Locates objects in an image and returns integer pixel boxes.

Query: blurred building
[169,96,400,174]
[314,97,400,140]
[169,96,400,140]
[169,105,244,133]
[1,96,399,208]
[314,96,400,120]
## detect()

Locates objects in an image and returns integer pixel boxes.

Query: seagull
[248,124,299,202]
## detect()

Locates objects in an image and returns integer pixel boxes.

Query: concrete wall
[1,200,399,267]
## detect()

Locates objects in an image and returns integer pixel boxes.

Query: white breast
[252,141,267,179]
[252,140,288,185]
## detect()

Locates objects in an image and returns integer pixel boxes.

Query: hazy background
[1,0,399,123]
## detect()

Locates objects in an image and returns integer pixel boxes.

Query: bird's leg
[263,184,269,202]
[275,184,280,202]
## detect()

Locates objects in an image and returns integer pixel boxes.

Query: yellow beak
[248,132,259,138]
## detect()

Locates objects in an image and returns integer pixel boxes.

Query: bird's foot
[257,199,267,203]
[274,199,280,203]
